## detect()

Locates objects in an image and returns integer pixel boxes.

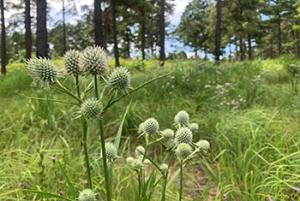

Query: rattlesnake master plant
[64,50,80,75]
[80,98,102,119]
[188,123,199,133]
[78,189,96,201]
[175,143,193,160]
[161,129,174,139]
[79,46,108,75]
[175,127,193,145]
[174,110,189,126]
[142,118,159,135]
[196,140,210,151]
[25,58,57,84]
[135,145,145,159]
[104,142,118,162]
[108,67,131,91]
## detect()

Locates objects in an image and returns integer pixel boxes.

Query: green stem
[82,118,92,189]
[94,75,111,201]
[179,161,183,201]
[160,173,168,201]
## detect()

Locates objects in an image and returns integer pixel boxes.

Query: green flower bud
[79,46,108,75]
[159,163,168,172]
[165,139,176,150]
[144,159,151,165]
[132,159,144,169]
[175,127,193,145]
[126,156,135,166]
[105,142,118,162]
[26,58,57,84]
[174,110,189,126]
[80,98,102,119]
[188,123,199,133]
[79,189,95,201]
[135,145,145,158]
[143,118,159,135]
[64,50,80,75]
[196,140,210,151]
[175,143,193,160]
[161,129,174,139]
[138,122,145,134]
[108,67,130,91]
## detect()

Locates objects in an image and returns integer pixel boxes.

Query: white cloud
[169,0,192,25]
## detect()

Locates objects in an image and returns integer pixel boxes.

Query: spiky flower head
[175,143,193,160]
[175,127,193,145]
[108,67,130,91]
[143,118,159,135]
[189,123,199,133]
[174,110,189,126]
[126,156,135,166]
[127,158,144,169]
[64,50,80,75]
[160,163,168,172]
[135,145,145,158]
[80,98,102,119]
[196,140,210,151]
[25,58,57,84]
[105,142,118,162]
[165,139,175,150]
[161,129,174,139]
[138,122,145,134]
[79,46,108,75]
[78,189,95,201]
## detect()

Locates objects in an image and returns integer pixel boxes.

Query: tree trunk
[239,37,244,61]
[62,0,67,54]
[111,0,120,67]
[296,31,300,58]
[214,0,222,62]
[141,8,146,60]
[36,0,48,58]
[194,47,198,58]
[277,17,282,55]
[125,28,130,58]
[94,0,105,48]
[247,34,252,60]
[159,0,165,65]
[0,0,6,75]
[25,0,32,59]
[204,45,208,60]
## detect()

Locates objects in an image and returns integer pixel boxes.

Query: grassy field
[1,57,300,201]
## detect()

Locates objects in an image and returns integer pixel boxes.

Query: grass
[1,57,300,200]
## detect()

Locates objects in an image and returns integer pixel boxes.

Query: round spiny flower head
[196,140,210,151]
[80,98,102,119]
[175,127,193,145]
[143,118,159,135]
[25,58,57,84]
[64,50,80,75]
[105,142,118,162]
[135,145,145,158]
[126,156,135,166]
[165,139,175,150]
[161,129,174,139]
[175,143,193,160]
[131,158,144,169]
[138,122,145,134]
[159,163,168,172]
[108,67,130,91]
[174,110,190,126]
[188,123,199,133]
[78,189,95,201]
[144,159,151,165]
[79,46,108,75]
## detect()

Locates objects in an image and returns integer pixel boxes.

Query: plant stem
[94,74,111,201]
[179,161,183,201]
[75,75,92,189]
[160,172,168,201]
[82,118,92,189]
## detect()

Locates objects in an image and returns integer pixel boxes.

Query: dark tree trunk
[204,45,208,60]
[296,31,300,58]
[247,34,252,60]
[141,8,146,60]
[0,0,6,75]
[239,37,245,61]
[94,0,105,48]
[36,0,48,58]
[125,28,130,58]
[159,0,165,65]
[194,47,198,58]
[25,0,32,59]
[214,0,222,62]
[277,17,282,55]
[62,0,67,54]
[111,0,120,67]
